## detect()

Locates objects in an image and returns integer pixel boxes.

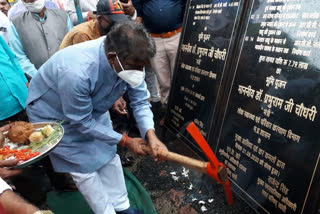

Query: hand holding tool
[142,122,233,205]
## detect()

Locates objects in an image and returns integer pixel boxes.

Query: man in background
[0,35,28,127]
[60,0,134,134]
[133,0,186,116]
[0,33,52,210]
[0,0,10,16]
[9,0,73,77]
[8,0,58,19]
[65,0,136,25]
[60,0,133,48]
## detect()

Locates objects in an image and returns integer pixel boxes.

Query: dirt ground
[123,126,257,214]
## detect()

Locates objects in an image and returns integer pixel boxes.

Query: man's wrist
[119,134,128,147]
[145,129,156,141]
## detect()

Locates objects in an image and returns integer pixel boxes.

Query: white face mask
[115,55,145,88]
[22,0,45,13]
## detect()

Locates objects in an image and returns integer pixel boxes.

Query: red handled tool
[186,122,233,205]
[142,122,233,205]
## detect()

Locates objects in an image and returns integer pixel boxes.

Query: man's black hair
[105,20,156,63]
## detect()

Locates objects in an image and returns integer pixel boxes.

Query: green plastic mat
[46,168,157,214]
[124,168,157,214]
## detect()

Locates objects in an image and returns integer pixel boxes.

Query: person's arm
[0,125,10,133]
[136,16,143,24]
[0,190,39,214]
[57,70,148,155]
[0,126,23,181]
[57,68,123,145]
[0,159,22,181]
[0,177,38,214]
[127,80,168,158]
[8,23,38,77]
[127,80,154,138]
[145,129,168,161]
[111,97,127,115]
[121,0,136,18]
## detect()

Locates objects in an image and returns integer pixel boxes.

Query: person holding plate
[26,21,168,214]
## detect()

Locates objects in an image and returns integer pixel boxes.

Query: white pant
[150,32,181,104]
[70,155,130,214]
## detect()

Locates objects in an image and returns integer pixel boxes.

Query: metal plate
[2,122,64,169]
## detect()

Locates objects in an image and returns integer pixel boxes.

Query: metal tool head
[186,122,233,205]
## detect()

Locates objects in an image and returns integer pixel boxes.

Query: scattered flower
[182,167,190,177]
[191,197,197,202]
[170,171,177,175]
[201,206,208,212]
[208,199,214,203]
[172,175,179,181]
[199,200,206,205]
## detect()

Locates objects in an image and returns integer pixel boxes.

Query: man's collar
[32,9,47,22]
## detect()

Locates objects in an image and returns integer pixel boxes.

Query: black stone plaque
[165,0,244,152]
[166,0,320,213]
[215,0,320,213]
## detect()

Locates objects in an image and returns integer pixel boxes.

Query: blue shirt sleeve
[127,80,155,138]
[9,23,38,77]
[57,67,123,145]
[67,16,74,31]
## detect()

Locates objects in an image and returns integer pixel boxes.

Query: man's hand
[87,11,97,20]
[0,124,10,133]
[136,17,143,24]
[0,159,22,181]
[121,0,135,17]
[112,97,127,115]
[145,130,168,161]
[125,137,147,155]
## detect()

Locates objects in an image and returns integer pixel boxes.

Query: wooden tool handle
[142,145,207,174]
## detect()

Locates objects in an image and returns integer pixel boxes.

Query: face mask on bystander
[22,0,45,13]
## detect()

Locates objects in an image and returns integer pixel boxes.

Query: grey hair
[105,20,156,62]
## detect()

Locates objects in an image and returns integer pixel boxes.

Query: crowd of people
[0,0,186,213]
